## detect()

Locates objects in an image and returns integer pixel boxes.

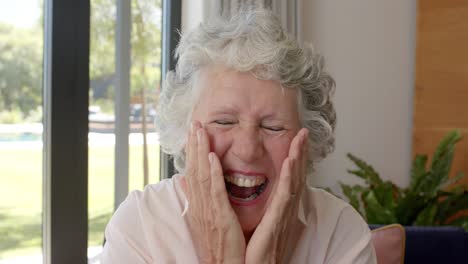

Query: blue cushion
[370,225,468,264]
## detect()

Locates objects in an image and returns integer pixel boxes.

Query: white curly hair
[155,8,336,174]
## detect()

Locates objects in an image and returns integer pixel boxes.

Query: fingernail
[208,152,214,164]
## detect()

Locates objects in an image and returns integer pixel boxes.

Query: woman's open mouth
[224,171,269,204]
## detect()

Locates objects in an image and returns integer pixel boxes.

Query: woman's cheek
[266,136,293,161]
[205,127,231,156]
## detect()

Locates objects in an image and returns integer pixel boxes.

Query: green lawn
[0,143,160,259]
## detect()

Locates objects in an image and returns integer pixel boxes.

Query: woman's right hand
[181,122,246,264]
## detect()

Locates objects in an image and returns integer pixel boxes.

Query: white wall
[301,0,417,191]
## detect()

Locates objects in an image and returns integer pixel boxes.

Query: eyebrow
[207,105,239,115]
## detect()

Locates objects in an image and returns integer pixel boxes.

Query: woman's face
[191,67,301,236]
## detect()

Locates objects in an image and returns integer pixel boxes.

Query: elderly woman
[101,9,376,264]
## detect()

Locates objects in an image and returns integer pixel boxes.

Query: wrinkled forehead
[191,65,300,120]
[193,65,286,98]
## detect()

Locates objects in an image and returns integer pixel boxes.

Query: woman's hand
[181,122,246,264]
[245,128,309,264]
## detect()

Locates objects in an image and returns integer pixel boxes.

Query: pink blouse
[101,175,376,263]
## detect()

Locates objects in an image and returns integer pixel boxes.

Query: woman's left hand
[245,128,309,264]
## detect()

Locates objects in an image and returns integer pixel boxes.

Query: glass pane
[88,0,162,261]
[128,0,162,191]
[88,0,116,261]
[0,0,44,262]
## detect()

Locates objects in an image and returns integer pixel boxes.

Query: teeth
[244,178,252,187]
[224,173,265,187]
[255,177,262,185]
[237,178,248,187]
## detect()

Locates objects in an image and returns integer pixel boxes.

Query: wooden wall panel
[414,0,468,186]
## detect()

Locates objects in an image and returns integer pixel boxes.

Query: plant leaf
[427,130,462,194]
[437,172,466,190]
[410,154,428,191]
[395,191,428,225]
[344,130,466,228]
[347,169,367,180]
[347,153,383,187]
[436,190,468,223]
[373,181,396,211]
[340,183,363,214]
[364,190,397,224]
[431,130,462,169]
[414,202,438,226]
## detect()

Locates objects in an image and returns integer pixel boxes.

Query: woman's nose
[231,126,264,163]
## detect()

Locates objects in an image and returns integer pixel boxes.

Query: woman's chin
[233,204,265,239]
[240,217,259,232]
[229,180,274,238]
[240,219,259,241]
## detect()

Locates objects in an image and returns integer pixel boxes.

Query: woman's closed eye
[261,125,285,132]
[212,120,285,132]
[213,120,236,125]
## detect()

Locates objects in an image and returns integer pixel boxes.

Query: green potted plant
[339,130,468,230]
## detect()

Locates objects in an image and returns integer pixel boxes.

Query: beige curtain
[208,0,300,41]
[219,0,273,18]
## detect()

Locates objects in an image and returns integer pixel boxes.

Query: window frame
[42,0,90,263]
[160,0,181,179]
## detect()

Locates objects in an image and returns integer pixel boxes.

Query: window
[0,0,44,262]
[88,0,163,260]
[0,0,179,263]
